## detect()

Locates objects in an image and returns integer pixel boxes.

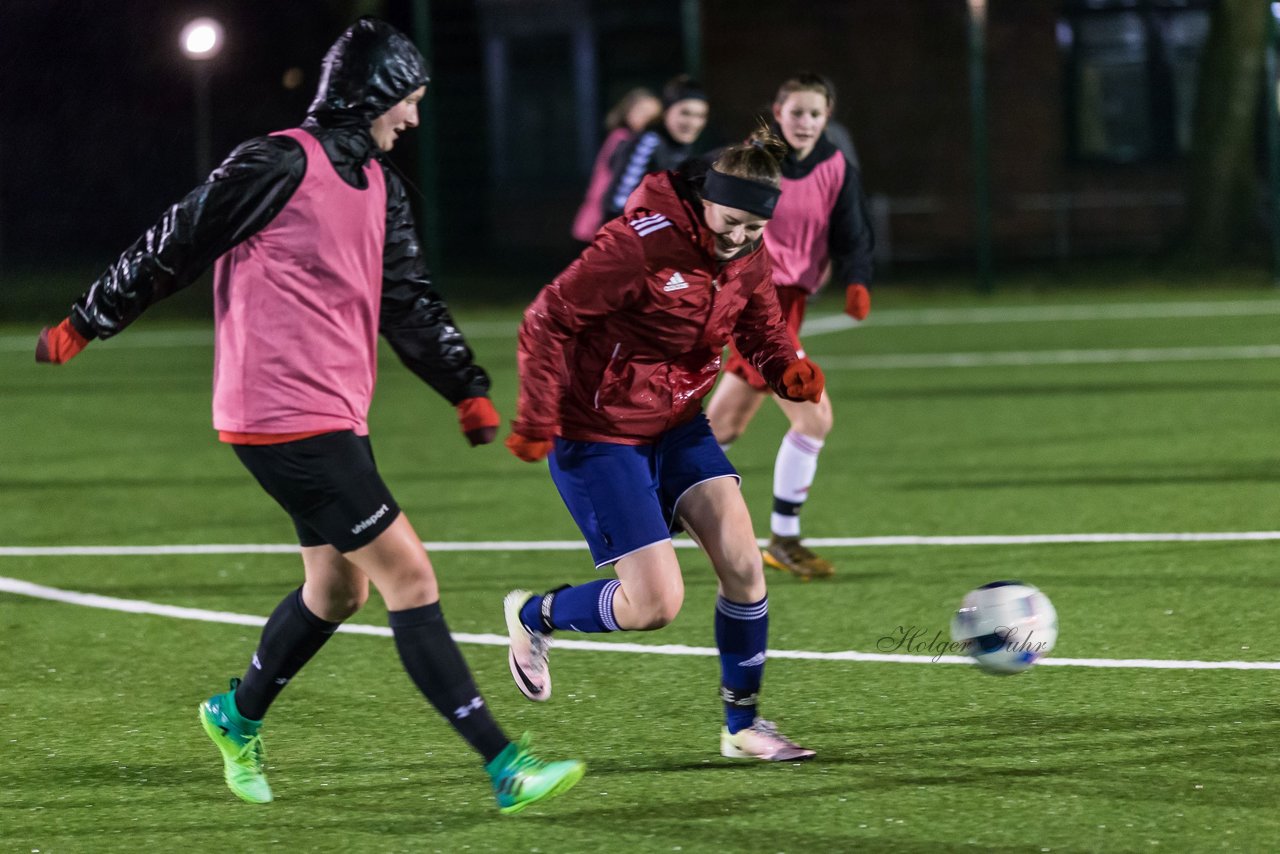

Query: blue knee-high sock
[715,594,768,734]
[519,579,621,633]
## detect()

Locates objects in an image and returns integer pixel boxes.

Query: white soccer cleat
[720,719,816,762]
[504,589,552,702]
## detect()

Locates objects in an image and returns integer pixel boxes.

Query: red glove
[456,397,500,446]
[505,432,554,463]
[845,284,871,321]
[35,318,90,364]
[780,358,825,403]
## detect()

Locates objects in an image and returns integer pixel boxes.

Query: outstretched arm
[67,136,306,344]
[378,165,497,444]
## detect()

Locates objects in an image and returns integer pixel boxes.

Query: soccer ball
[950,581,1058,675]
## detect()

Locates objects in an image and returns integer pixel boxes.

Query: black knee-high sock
[235,587,340,721]
[388,602,510,764]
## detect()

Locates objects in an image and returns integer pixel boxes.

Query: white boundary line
[13,338,1280,372]
[7,299,1280,352]
[1,574,1276,671]
[817,344,1280,370]
[4,530,1280,557]
[0,322,517,351]
[800,298,1280,336]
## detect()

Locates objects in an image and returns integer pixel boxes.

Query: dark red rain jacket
[515,168,799,445]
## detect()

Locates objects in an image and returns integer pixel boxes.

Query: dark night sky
[1,2,396,266]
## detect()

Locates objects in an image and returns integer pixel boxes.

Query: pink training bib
[763,149,846,294]
[212,128,387,435]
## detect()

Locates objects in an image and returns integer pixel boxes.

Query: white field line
[9,335,1279,370]
[7,299,1280,352]
[4,530,1280,558]
[799,298,1280,336]
[818,344,1280,370]
[0,321,515,352]
[1,574,1276,671]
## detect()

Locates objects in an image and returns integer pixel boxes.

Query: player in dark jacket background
[35,17,583,814]
[600,74,709,221]
[572,87,661,242]
[707,72,875,580]
[502,132,823,762]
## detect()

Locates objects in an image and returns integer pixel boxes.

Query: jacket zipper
[594,342,623,409]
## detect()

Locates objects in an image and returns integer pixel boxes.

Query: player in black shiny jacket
[36,17,586,814]
[52,19,488,410]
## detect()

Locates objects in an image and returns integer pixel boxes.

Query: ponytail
[711,122,787,190]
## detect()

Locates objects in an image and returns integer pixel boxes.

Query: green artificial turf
[2,285,1278,851]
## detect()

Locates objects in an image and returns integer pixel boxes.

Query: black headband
[702,169,780,219]
[662,85,707,109]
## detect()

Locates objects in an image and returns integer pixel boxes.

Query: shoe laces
[528,632,551,674]
[779,539,818,562]
[750,719,796,745]
[508,749,545,776]
[234,732,267,770]
[501,738,549,790]
[752,719,780,736]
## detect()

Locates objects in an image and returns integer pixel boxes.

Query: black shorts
[232,431,401,553]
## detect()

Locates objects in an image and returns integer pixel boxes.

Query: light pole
[180,17,225,180]
[967,0,992,294]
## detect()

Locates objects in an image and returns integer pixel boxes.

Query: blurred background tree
[1184,0,1270,261]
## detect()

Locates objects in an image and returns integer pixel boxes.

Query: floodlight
[181,18,225,61]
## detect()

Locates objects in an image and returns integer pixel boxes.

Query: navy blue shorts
[232,431,401,553]
[548,413,740,568]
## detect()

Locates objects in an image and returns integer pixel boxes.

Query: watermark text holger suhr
[878,625,1050,662]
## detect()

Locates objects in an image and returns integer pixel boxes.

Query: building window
[1062,0,1213,163]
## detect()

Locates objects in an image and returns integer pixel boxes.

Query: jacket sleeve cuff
[512,421,558,441]
[67,311,97,341]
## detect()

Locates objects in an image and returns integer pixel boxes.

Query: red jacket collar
[625,171,766,271]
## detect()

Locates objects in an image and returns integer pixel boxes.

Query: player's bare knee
[631,589,683,629]
[814,409,834,438]
[330,584,369,619]
[661,589,686,626]
[645,597,683,629]
[374,564,438,610]
[719,544,763,581]
[718,553,765,601]
[795,414,833,441]
[710,414,743,445]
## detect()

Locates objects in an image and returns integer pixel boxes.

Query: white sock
[771,512,801,538]
[771,431,824,537]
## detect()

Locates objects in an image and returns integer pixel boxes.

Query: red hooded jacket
[515,169,800,445]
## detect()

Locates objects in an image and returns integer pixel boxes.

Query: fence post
[411,0,443,275]
[1267,3,1280,287]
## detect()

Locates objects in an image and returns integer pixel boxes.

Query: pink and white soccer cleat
[504,589,552,701]
[720,719,816,761]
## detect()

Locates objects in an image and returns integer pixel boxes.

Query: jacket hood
[308,17,430,126]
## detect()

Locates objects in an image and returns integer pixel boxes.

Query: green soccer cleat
[485,733,585,815]
[198,678,273,804]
